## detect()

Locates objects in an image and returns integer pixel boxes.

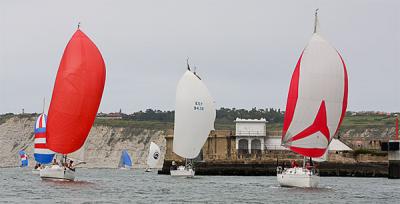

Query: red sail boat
[40,26,106,181]
[277,10,348,188]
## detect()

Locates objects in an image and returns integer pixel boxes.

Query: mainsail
[47,28,106,154]
[33,114,54,164]
[147,142,161,168]
[173,70,216,159]
[19,150,28,167]
[119,150,132,168]
[281,11,348,158]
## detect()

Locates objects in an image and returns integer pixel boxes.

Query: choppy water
[0,168,399,203]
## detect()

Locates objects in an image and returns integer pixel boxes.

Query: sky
[0,0,399,114]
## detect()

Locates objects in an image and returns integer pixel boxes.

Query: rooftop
[234,118,267,123]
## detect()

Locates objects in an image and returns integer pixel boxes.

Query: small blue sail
[121,150,132,167]
[19,150,28,167]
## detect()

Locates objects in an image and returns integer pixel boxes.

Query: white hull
[277,167,319,188]
[32,169,40,175]
[170,166,195,178]
[40,165,75,181]
[145,168,152,172]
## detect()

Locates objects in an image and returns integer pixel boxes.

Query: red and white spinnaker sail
[281,12,348,158]
[47,28,106,154]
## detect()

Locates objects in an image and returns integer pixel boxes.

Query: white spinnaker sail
[147,142,161,168]
[281,27,348,158]
[173,71,216,159]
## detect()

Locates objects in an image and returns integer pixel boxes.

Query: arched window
[251,139,262,155]
[251,139,261,150]
[238,139,249,154]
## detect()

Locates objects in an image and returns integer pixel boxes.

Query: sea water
[0,168,399,203]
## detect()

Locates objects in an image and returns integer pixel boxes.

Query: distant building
[234,118,267,154]
[97,112,123,119]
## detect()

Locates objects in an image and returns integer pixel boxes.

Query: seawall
[159,160,388,177]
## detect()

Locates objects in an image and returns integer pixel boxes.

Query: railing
[236,130,266,136]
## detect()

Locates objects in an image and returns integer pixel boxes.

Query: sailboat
[145,142,161,172]
[32,113,55,174]
[170,62,216,177]
[39,25,106,181]
[118,150,133,170]
[19,150,28,168]
[277,9,348,188]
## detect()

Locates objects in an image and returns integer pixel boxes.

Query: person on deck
[291,160,298,168]
[306,162,311,170]
[171,161,177,170]
[67,160,75,171]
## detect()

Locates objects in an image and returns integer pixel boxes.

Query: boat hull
[32,169,40,175]
[170,166,195,178]
[40,165,75,181]
[277,167,319,188]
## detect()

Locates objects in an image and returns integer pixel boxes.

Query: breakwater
[158,160,388,177]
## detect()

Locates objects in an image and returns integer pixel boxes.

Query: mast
[396,114,399,140]
[42,97,45,114]
[187,58,190,71]
[313,8,319,33]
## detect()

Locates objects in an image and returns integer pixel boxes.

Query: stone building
[164,118,289,163]
[234,118,266,155]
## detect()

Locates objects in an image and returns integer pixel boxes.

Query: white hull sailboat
[277,9,348,188]
[33,112,56,175]
[170,166,195,177]
[277,167,319,188]
[145,142,161,173]
[40,26,106,181]
[40,165,75,181]
[170,61,216,178]
[32,169,40,175]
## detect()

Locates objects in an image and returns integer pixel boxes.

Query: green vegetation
[0,113,14,125]
[340,113,397,133]
[1,109,397,134]
[95,118,173,130]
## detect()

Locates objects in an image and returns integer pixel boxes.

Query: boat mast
[187,58,191,71]
[396,114,399,140]
[42,97,45,114]
[313,8,319,33]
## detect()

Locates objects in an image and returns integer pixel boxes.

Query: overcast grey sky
[0,0,399,114]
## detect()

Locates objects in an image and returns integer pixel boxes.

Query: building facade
[234,118,266,154]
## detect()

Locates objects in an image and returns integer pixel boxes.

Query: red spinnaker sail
[47,29,106,154]
[281,32,348,158]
